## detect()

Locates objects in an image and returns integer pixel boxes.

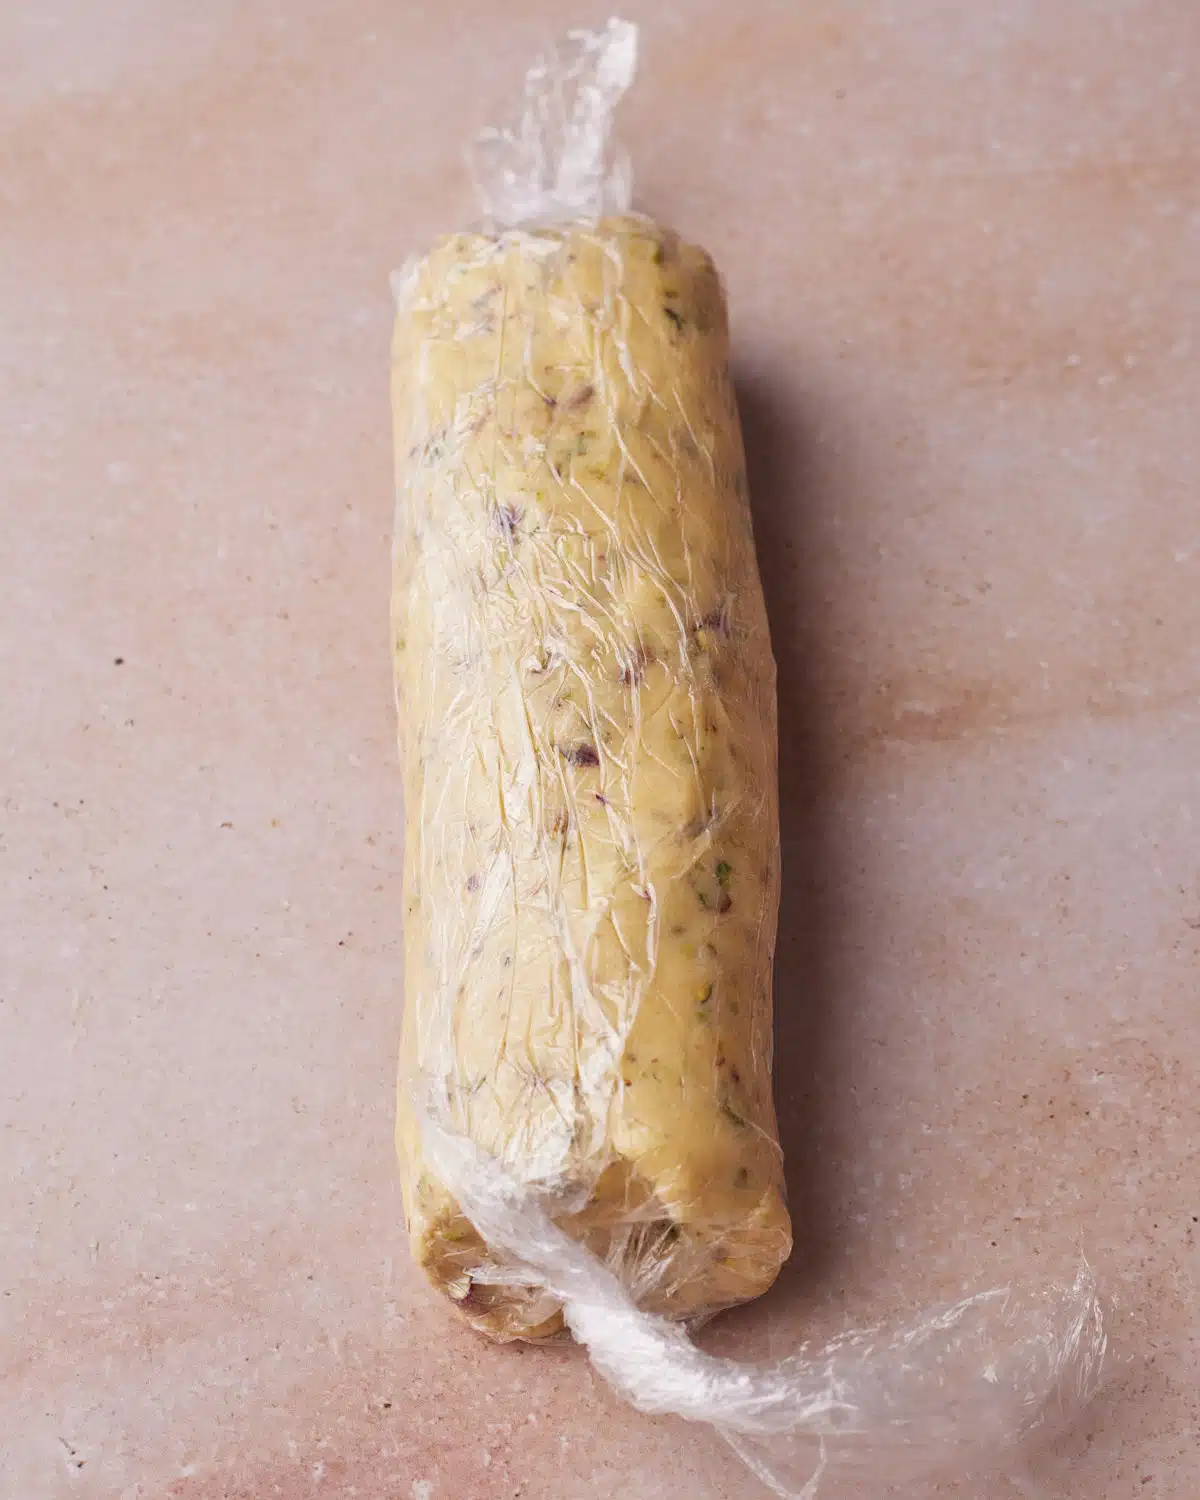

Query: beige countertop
[2,2,1197,1496]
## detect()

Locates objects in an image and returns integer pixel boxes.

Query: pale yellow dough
[391,214,790,1340]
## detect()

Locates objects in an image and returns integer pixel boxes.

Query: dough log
[391,215,790,1341]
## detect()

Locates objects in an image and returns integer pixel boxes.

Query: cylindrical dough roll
[391,214,790,1341]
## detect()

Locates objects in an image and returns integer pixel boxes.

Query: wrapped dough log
[391,214,790,1341]
[386,28,1106,1498]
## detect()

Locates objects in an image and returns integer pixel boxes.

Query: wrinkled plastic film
[422,1119,1106,1497]
[390,18,1107,1495]
[469,17,637,226]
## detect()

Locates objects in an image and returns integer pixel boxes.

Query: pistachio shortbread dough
[391,214,790,1341]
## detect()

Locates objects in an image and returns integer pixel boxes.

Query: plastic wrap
[390,18,1107,1495]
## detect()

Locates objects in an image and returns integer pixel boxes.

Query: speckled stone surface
[2,2,1197,1496]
